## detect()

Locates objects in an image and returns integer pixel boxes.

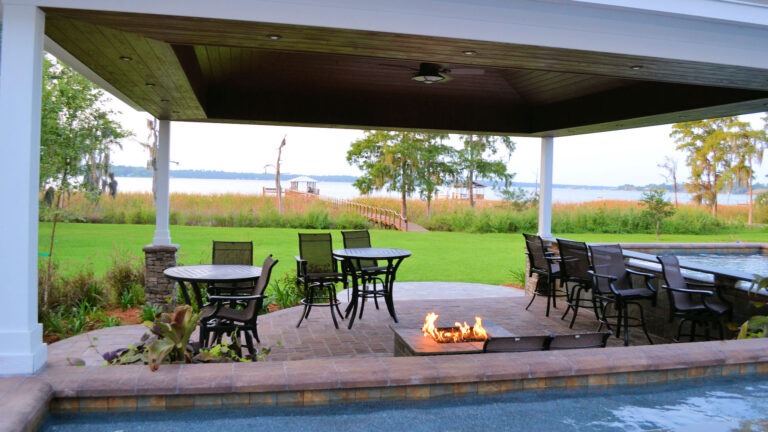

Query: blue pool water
[42,375,768,432]
[678,253,768,277]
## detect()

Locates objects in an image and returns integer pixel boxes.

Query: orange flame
[422,312,488,343]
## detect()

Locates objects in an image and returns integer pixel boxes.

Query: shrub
[267,272,303,309]
[103,249,145,305]
[39,261,104,311]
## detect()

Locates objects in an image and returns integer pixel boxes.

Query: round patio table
[332,247,411,329]
[163,264,262,309]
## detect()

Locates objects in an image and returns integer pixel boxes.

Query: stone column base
[142,245,178,308]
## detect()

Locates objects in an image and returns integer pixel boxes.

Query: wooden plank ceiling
[43,8,768,136]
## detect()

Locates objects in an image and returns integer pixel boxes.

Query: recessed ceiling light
[119,56,133,62]
[629,65,643,70]
[266,34,282,41]
[462,50,477,56]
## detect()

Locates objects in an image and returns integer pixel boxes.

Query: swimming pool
[678,253,768,277]
[41,375,768,432]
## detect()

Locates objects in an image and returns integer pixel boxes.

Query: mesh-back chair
[523,233,564,317]
[199,254,278,359]
[548,331,611,350]
[212,241,253,265]
[483,335,551,353]
[341,230,387,318]
[211,241,254,293]
[556,238,599,328]
[589,244,657,346]
[658,255,732,341]
[295,233,347,328]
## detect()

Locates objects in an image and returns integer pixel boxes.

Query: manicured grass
[38,223,768,286]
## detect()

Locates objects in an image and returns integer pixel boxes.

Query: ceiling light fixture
[119,56,133,62]
[629,65,643,70]
[411,63,450,84]
[462,50,477,56]
[145,83,156,88]
[266,34,282,41]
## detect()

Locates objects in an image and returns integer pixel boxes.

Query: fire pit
[391,312,514,357]
[422,312,488,343]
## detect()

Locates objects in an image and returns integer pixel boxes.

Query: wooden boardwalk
[321,196,427,232]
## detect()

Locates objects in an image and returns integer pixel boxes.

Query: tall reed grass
[41,191,764,234]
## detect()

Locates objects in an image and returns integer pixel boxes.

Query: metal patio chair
[523,233,564,317]
[199,254,278,359]
[341,229,387,317]
[295,233,347,328]
[589,244,657,346]
[657,255,732,341]
[556,238,600,328]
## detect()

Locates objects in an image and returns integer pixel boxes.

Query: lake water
[115,177,752,204]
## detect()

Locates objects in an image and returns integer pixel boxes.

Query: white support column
[152,120,173,246]
[0,5,48,375]
[538,136,554,241]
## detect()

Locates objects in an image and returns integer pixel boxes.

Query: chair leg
[621,302,630,346]
[243,330,255,359]
[545,277,554,317]
[566,285,585,329]
[371,278,381,310]
[296,282,312,328]
[636,303,654,345]
[560,281,575,322]
[358,290,367,319]
[525,292,537,311]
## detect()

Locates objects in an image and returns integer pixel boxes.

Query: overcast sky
[109,98,767,188]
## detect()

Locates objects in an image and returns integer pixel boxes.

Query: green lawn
[38,223,768,286]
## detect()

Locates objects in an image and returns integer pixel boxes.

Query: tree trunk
[468,171,475,208]
[400,187,407,223]
[44,188,64,311]
[672,177,678,208]
[748,178,754,225]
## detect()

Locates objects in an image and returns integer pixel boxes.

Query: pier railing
[322,196,407,231]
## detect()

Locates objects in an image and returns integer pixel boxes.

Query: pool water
[678,253,768,277]
[42,376,768,432]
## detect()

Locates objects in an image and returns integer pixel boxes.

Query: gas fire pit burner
[390,313,514,357]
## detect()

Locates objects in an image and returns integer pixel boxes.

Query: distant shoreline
[114,176,754,205]
[111,165,681,192]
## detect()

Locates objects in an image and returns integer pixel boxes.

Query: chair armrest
[661,284,714,297]
[208,294,266,302]
[685,281,716,290]
[588,270,617,282]
[295,256,307,276]
[626,268,654,279]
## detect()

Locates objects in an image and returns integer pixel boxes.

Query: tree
[639,188,675,240]
[672,116,767,220]
[39,56,129,309]
[414,135,453,218]
[657,156,679,207]
[670,118,734,217]
[452,134,516,208]
[347,131,450,221]
[724,119,767,225]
